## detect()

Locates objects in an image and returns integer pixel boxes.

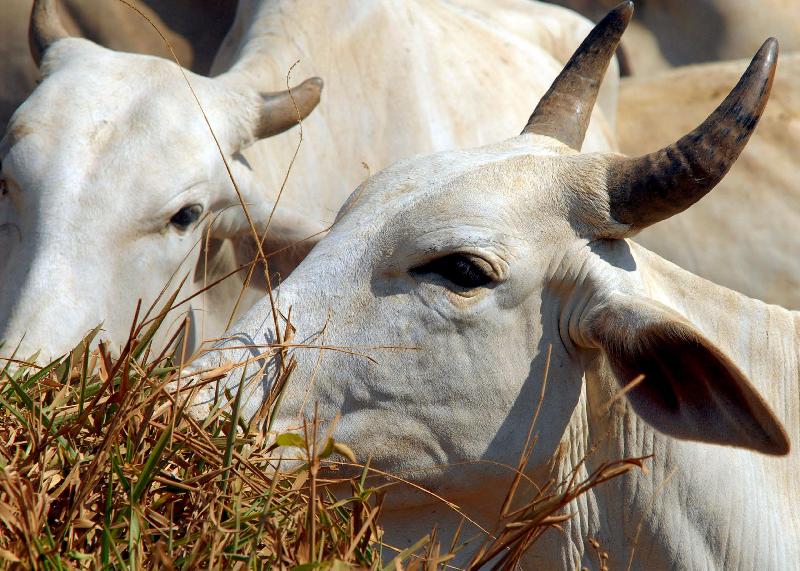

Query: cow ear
[579,294,790,455]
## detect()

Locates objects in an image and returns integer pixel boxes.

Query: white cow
[185,8,800,568]
[0,0,236,133]
[0,0,617,362]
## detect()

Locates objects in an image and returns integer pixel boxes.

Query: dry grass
[0,295,388,569]
[0,4,645,568]
[0,293,645,569]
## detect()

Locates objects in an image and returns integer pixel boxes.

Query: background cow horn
[29,0,70,67]
[606,38,778,231]
[521,1,633,149]
[254,77,324,140]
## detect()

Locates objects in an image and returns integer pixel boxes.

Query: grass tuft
[0,313,644,570]
[0,310,397,569]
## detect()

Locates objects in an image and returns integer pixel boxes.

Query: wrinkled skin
[546,0,800,75]
[622,53,800,308]
[0,0,618,362]
[185,135,800,568]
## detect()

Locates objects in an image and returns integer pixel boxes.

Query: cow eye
[411,254,493,289]
[170,204,203,230]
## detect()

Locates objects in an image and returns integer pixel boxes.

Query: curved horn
[29,0,70,67]
[522,1,633,149]
[606,39,778,231]
[253,77,324,140]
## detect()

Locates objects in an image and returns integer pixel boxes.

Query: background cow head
[0,0,322,361]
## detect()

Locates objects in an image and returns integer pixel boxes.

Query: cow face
[0,7,321,362]
[188,133,786,494]
[185,10,788,503]
[186,139,623,487]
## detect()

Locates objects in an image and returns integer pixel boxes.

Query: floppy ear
[578,293,789,455]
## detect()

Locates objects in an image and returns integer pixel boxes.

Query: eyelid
[412,251,503,279]
[410,253,495,289]
[155,181,208,221]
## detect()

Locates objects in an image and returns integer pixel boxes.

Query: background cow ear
[206,191,327,281]
[580,293,789,455]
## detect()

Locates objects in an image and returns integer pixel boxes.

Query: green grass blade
[131,423,172,503]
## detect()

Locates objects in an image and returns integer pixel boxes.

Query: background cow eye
[170,204,203,230]
[411,254,493,289]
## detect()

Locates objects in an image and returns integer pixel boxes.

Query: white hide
[185,134,800,569]
[0,0,616,361]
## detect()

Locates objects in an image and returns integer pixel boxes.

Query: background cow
[0,0,617,362]
[184,8,800,568]
[546,0,800,75]
[0,0,236,132]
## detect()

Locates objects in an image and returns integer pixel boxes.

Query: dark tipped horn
[606,38,778,231]
[29,0,70,67]
[253,77,324,140]
[522,1,633,149]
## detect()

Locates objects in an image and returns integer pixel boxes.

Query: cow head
[184,3,788,503]
[0,0,323,361]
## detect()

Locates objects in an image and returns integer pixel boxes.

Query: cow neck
[219,0,392,87]
[212,0,303,86]
[549,240,800,570]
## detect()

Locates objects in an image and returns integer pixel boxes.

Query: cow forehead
[2,42,234,208]
[3,115,213,209]
[333,138,597,246]
[11,39,231,147]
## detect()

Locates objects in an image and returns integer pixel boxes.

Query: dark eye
[170,204,203,230]
[410,254,493,289]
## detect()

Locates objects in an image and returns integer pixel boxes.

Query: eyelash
[410,254,493,289]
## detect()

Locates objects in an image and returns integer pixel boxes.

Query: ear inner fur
[580,294,790,455]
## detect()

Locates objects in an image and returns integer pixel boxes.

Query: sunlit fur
[187,133,800,569]
[0,0,616,361]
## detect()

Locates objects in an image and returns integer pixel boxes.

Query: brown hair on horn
[522,1,633,150]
